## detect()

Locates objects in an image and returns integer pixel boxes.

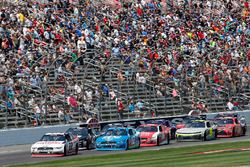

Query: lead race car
[176,120,217,141]
[31,133,79,157]
[95,127,140,151]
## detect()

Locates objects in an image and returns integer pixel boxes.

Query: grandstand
[0,0,249,128]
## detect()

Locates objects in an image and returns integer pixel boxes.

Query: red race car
[136,124,170,147]
[216,117,246,138]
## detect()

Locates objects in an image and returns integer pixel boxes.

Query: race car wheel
[86,139,91,150]
[157,137,160,146]
[126,140,129,150]
[137,139,140,149]
[202,133,206,141]
[171,130,176,140]
[64,146,68,156]
[166,134,170,145]
[242,127,246,136]
[232,128,236,137]
[214,130,217,139]
[75,145,79,155]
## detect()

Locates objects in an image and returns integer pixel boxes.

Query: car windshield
[217,119,234,125]
[137,126,158,132]
[105,129,127,136]
[40,134,65,141]
[187,122,205,128]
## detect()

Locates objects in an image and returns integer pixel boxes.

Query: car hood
[96,136,128,142]
[176,128,206,134]
[32,141,65,148]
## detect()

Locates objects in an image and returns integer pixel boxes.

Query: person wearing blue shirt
[75,29,82,37]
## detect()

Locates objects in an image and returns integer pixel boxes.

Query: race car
[216,117,246,137]
[176,120,217,141]
[146,119,176,139]
[95,127,140,151]
[31,133,79,157]
[137,124,170,146]
[66,127,98,149]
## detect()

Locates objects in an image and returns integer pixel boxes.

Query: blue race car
[95,127,140,150]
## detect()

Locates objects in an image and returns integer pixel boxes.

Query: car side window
[235,119,238,124]
[128,129,133,136]
[206,122,211,128]
[65,134,71,141]
[159,126,163,132]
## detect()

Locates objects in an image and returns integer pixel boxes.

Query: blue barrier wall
[0,124,78,146]
[1,110,250,147]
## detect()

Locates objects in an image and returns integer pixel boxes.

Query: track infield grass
[10,141,250,167]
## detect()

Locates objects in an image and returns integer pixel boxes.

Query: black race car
[66,127,98,150]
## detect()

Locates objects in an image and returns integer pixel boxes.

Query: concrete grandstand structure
[0,48,249,129]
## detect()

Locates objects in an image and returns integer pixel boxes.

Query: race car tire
[214,129,217,139]
[242,127,246,136]
[171,130,176,140]
[86,140,91,150]
[126,140,129,150]
[75,145,79,155]
[137,139,140,149]
[166,134,170,145]
[157,137,160,146]
[232,128,236,137]
[202,133,206,141]
[64,146,68,156]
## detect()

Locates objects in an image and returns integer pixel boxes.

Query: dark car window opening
[66,128,88,137]
[159,126,163,132]
[187,122,205,128]
[217,119,234,125]
[137,126,158,132]
[105,129,127,136]
[40,134,65,141]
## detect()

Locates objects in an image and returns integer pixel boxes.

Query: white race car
[31,133,79,157]
[176,120,217,141]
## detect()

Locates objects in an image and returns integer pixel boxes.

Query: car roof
[69,127,87,130]
[217,117,234,119]
[140,124,159,127]
[193,120,206,123]
[45,133,65,136]
[108,127,127,130]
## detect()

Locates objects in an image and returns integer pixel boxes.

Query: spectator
[227,98,235,111]
[136,100,144,112]
[116,98,124,120]
[34,104,41,126]
[128,100,135,113]
[0,0,249,123]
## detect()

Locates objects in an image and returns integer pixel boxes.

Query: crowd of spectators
[0,0,250,125]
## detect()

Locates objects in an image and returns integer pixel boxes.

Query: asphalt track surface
[1,130,250,167]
